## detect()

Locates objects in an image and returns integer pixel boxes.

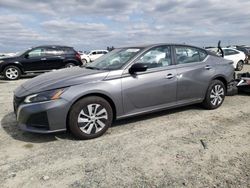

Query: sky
[0,0,250,52]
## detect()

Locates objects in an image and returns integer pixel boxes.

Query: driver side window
[137,46,172,69]
[28,48,45,57]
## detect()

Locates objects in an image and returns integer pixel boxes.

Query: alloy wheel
[77,103,108,134]
[5,68,19,79]
[210,84,225,106]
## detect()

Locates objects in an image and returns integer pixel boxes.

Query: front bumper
[14,98,70,133]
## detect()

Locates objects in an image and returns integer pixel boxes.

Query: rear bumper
[15,98,70,133]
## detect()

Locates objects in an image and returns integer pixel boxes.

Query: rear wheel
[236,60,243,71]
[3,66,21,80]
[202,80,226,109]
[65,63,76,68]
[69,96,113,139]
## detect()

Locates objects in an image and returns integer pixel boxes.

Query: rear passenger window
[223,49,239,55]
[175,46,207,64]
[45,48,64,56]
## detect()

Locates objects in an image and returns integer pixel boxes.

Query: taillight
[76,52,81,61]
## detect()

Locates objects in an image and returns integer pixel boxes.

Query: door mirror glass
[129,63,148,74]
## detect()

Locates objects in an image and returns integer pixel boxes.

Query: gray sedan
[14,44,235,139]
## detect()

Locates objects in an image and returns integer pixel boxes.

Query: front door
[122,45,177,116]
[21,48,47,71]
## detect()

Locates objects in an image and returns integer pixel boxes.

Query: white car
[80,50,108,65]
[222,48,245,71]
[88,50,108,61]
[79,52,91,65]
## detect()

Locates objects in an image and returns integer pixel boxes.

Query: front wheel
[81,59,87,66]
[3,66,21,80]
[202,80,226,109]
[68,96,113,139]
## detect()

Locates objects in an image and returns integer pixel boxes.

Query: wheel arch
[64,59,81,66]
[66,92,117,130]
[1,63,24,74]
[211,75,228,91]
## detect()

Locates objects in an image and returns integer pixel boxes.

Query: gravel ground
[0,65,250,188]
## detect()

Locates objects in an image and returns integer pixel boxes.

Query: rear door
[223,49,240,65]
[43,47,65,69]
[174,46,215,103]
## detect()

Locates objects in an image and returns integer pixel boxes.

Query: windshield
[85,48,142,70]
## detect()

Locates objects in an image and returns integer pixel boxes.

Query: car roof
[117,43,206,51]
[33,45,73,49]
[91,50,108,52]
[222,47,238,50]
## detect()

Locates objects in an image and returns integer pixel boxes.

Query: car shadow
[1,112,75,143]
[1,105,204,143]
[113,104,204,127]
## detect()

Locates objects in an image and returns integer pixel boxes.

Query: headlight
[24,88,67,103]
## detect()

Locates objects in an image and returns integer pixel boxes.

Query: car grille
[13,95,25,114]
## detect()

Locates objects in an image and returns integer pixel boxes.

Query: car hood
[0,56,19,61]
[15,67,109,97]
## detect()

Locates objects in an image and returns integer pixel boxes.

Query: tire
[65,63,76,68]
[236,61,244,71]
[3,66,21,80]
[68,96,113,139]
[202,80,226,110]
[82,59,87,66]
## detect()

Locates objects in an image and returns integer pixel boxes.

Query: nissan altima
[14,44,235,139]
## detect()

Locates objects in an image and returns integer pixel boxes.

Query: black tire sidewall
[69,96,113,139]
[203,80,226,109]
[3,66,21,80]
[65,63,76,68]
[236,61,243,71]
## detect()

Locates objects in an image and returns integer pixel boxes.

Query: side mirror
[129,63,148,74]
[24,54,29,58]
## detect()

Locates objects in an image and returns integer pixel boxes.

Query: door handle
[41,58,47,61]
[205,65,211,70]
[165,74,174,79]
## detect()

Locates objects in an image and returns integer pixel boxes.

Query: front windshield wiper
[85,66,100,70]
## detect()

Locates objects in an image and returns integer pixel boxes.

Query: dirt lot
[0,65,250,188]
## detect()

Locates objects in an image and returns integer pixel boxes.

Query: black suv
[0,45,83,80]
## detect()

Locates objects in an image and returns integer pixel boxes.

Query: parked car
[78,51,91,65]
[222,48,246,71]
[14,44,234,139]
[81,50,108,64]
[235,45,250,64]
[206,47,246,71]
[0,45,83,80]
